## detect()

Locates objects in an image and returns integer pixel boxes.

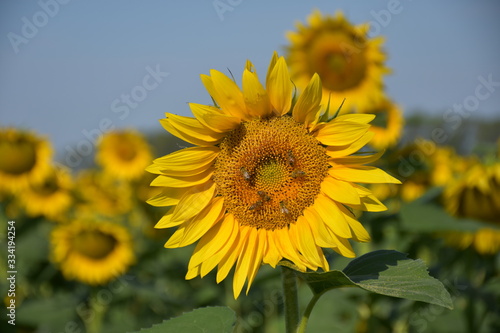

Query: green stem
[281,266,299,333]
[82,289,108,333]
[297,293,322,333]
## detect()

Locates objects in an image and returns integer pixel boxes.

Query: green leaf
[129,306,236,333]
[297,250,453,309]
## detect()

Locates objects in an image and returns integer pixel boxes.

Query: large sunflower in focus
[51,219,135,285]
[96,130,153,181]
[286,10,390,113]
[147,53,400,298]
[0,128,52,193]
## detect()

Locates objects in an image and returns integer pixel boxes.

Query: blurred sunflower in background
[0,127,53,193]
[286,10,390,113]
[96,130,153,181]
[75,170,133,217]
[442,162,500,254]
[51,219,135,285]
[18,165,74,221]
[147,53,400,298]
[361,97,404,150]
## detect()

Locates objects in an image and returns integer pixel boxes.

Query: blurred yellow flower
[362,98,404,150]
[443,162,500,254]
[75,170,133,217]
[286,10,390,113]
[18,166,73,221]
[0,128,52,193]
[96,130,153,181]
[147,53,400,298]
[51,219,135,285]
[444,163,500,223]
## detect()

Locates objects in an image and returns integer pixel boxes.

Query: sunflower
[51,219,135,285]
[361,98,403,150]
[147,53,400,298]
[96,130,153,181]
[286,10,390,113]
[18,165,73,221]
[0,128,52,193]
[444,163,500,224]
[75,170,133,217]
[442,162,500,254]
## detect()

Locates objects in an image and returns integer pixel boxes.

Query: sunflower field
[1,5,500,333]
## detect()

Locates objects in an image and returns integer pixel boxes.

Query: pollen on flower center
[214,116,329,230]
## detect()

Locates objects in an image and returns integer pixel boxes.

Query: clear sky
[1,0,499,156]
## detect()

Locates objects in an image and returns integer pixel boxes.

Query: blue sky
[1,0,499,156]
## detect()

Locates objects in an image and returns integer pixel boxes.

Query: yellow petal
[154,206,177,228]
[242,65,272,118]
[303,207,337,248]
[292,218,323,268]
[335,203,371,242]
[293,73,322,127]
[321,176,361,205]
[171,181,216,223]
[148,146,219,176]
[146,187,189,207]
[326,132,374,158]
[163,113,224,143]
[330,166,401,184]
[150,168,213,188]
[189,103,241,133]
[217,225,250,285]
[262,230,282,268]
[210,69,248,120]
[189,213,237,269]
[330,150,384,166]
[314,121,370,146]
[245,228,266,293]
[274,228,312,271]
[312,194,352,238]
[178,197,225,247]
[265,51,279,85]
[159,117,221,146]
[334,113,375,124]
[266,57,293,116]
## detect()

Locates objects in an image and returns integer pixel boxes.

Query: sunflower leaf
[297,250,453,309]
[128,306,236,333]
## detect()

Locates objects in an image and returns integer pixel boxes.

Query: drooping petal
[189,213,237,269]
[217,226,251,284]
[262,230,282,268]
